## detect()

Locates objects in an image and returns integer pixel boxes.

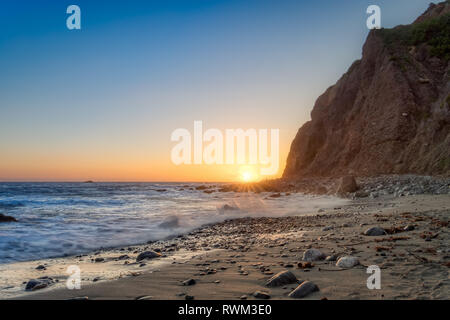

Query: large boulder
[337,176,358,194]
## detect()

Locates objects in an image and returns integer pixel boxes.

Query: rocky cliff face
[283,1,450,179]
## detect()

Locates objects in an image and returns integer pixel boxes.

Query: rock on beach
[336,256,360,268]
[136,250,161,262]
[302,249,325,262]
[288,281,318,298]
[364,227,386,236]
[266,270,298,287]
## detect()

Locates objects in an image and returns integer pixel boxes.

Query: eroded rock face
[336,256,360,269]
[283,2,450,178]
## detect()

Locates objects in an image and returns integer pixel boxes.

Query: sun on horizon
[239,166,260,183]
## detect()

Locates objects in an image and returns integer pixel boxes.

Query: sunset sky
[0,0,433,182]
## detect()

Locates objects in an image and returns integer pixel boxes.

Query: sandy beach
[7,191,448,300]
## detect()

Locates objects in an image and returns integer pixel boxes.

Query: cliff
[283,1,450,179]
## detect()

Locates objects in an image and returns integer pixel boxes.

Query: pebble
[364,227,386,236]
[325,255,337,262]
[253,291,271,299]
[182,279,196,286]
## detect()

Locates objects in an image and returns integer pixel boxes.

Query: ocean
[0,182,348,264]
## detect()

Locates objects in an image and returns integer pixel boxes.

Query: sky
[0,0,435,182]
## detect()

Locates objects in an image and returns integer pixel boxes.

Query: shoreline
[5,192,449,300]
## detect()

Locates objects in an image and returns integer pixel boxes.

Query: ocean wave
[0,201,25,209]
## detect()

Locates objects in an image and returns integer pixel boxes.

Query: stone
[336,256,360,268]
[136,295,153,300]
[182,279,196,286]
[364,227,387,236]
[355,190,369,198]
[265,270,298,287]
[337,176,358,194]
[0,213,17,223]
[35,265,46,270]
[288,281,319,298]
[159,216,179,229]
[302,248,325,262]
[253,291,271,299]
[282,2,450,178]
[404,225,415,231]
[25,278,52,291]
[136,250,161,262]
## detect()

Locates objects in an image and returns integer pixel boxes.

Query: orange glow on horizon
[0,130,291,182]
[239,165,260,183]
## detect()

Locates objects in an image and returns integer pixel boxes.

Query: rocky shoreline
[9,190,449,300]
[191,174,450,198]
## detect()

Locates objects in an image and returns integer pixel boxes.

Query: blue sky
[0,0,435,181]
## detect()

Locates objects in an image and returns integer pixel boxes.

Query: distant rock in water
[0,213,17,223]
[84,180,94,183]
[336,256,360,269]
[159,216,180,229]
[283,1,450,178]
[219,204,239,211]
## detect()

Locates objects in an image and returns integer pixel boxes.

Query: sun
[242,171,252,182]
[239,166,259,183]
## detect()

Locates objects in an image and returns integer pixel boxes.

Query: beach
[3,185,448,300]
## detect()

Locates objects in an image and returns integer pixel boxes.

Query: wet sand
[7,193,450,300]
